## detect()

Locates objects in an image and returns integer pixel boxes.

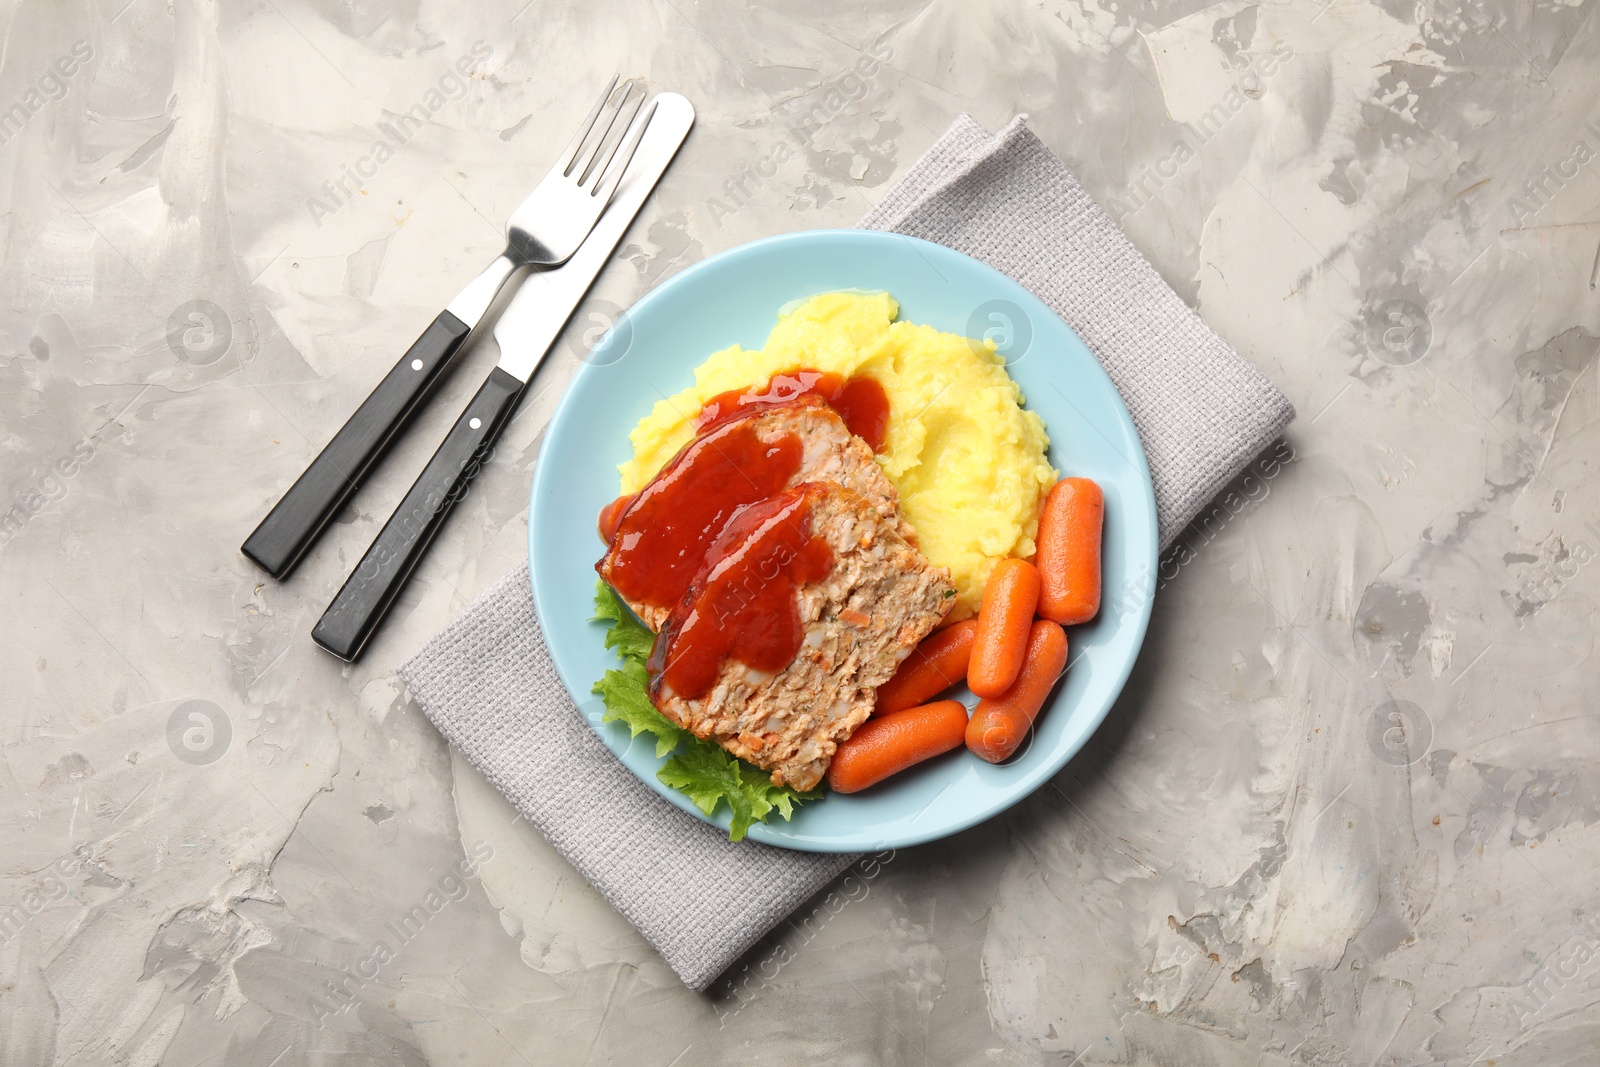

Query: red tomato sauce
[599,370,891,698]
[597,492,637,544]
[647,484,833,701]
[598,417,804,612]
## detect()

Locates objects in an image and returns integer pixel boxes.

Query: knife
[242,76,644,581]
[310,92,695,661]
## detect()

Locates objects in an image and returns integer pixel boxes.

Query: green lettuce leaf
[590,581,820,840]
[656,743,822,842]
[591,661,682,758]
[592,582,658,663]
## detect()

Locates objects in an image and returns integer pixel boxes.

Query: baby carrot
[1036,477,1103,625]
[968,558,1041,698]
[876,620,979,715]
[827,700,969,794]
[966,620,1068,763]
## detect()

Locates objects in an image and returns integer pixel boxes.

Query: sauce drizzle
[599,418,803,612]
[648,484,833,701]
[697,369,891,452]
[601,370,892,697]
[597,492,636,544]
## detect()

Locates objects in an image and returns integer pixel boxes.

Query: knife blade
[310,92,695,661]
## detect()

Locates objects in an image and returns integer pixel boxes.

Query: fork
[242,75,650,581]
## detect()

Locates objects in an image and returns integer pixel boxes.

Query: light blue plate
[529,229,1157,852]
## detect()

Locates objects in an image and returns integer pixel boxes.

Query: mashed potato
[619,291,1057,619]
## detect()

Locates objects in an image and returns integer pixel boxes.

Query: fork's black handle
[311,367,526,661]
[241,311,472,580]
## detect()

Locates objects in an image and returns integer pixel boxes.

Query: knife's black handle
[242,311,472,580]
[311,367,526,661]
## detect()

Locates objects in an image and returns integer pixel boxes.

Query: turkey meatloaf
[598,398,905,631]
[649,482,955,791]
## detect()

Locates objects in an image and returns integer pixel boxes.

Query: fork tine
[583,85,648,191]
[590,98,657,204]
[576,80,642,186]
[558,74,620,177]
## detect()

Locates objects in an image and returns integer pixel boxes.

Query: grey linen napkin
[399,114,1294,992]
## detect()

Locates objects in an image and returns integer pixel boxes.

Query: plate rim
[528,227,1158,852]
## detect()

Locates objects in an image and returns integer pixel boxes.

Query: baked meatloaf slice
[647,482,955,791]
[598,397,904,631]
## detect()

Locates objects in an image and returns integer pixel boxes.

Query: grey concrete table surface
[2,0,1597,1064]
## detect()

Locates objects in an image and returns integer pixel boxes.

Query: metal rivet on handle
[411,359,423,370]
[469,418,482,430]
